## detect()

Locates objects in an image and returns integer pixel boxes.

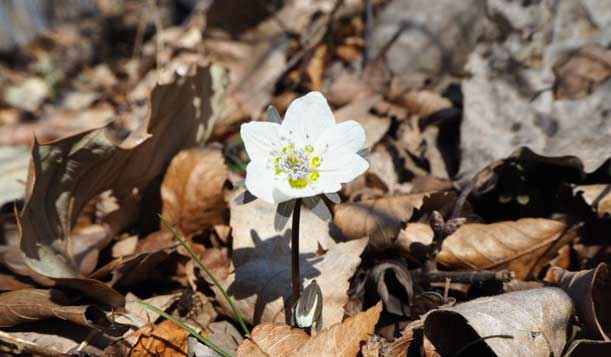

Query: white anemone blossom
[240,91,369,204]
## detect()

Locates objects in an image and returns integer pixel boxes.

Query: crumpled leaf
[215,196,368,328]
[424,288,573,357]
[16,65,226,306]
[236,301,382,357]
[333,191,455,250]
[370,260,413,316]
[0,289,128,336]
[161,147,229,237]
[437,218,579,280]
[545,263,611,341]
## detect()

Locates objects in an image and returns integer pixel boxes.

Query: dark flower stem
[291,198,302,301]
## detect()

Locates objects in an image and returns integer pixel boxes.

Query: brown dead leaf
[334,95,390,149]
[0,289,128,336]
[437,218,579,280]
[333,192,455,250]
[161,147,229,237]
[131,320,189,357]
[216,195,367,328]
[236,302,382,357]
[307,45,328,91]
[424,288,573,356]
[574,184,611,218]
[16,65,225,306]
[400,90,452,118]
[545,263,611,341]
[554,45,611,100]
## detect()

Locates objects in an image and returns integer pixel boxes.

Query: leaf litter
[0,1,611,356]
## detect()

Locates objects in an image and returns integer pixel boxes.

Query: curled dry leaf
[370,260,413,316]
[437,218,579,280]
[16,65,226,307]
[161,147,229,237]
[574,184,611,217]
[333,191,455,250]
[545,263,611,341]
[424,288,573,357]
[236,301,382,357]
[0,289,128,336]
[217,196,367,328]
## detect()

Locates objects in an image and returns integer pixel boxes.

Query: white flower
[240,91,369,204]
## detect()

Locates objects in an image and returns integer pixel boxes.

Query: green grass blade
[159,216,250,336]
[139,302,232,357]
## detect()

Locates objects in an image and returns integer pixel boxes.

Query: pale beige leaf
[437,218,578,279]
[216,196,367,328]
[424,288,573,356]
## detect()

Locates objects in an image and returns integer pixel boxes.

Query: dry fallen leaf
[424,288,573,356]
[553,45,611,100]
[236,301,382,357]
[0,289,127,336]
[131,320,189,357]
[215,195,367,328]
[545,263,611,341]
[437,218,579,280]
[400,90,452,118]
[161,147,229,237]
[16,65,225,306]
[334,191,455,250]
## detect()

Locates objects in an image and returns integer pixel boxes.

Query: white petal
[318,152,369,184]
[314,120,366,156]
[245,162,292,204]
[281,92,335,144]
[275,177,324,200]
[240,121,282,162]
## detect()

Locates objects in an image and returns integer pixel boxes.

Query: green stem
[139,302,231,357]
[160,216,250,336]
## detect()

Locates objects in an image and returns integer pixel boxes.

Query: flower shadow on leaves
[228,229,322,324]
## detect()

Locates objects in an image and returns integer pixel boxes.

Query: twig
[415,269,513,285]
[291,198,302,302]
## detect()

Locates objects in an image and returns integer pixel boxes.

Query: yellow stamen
[289,178,308,188]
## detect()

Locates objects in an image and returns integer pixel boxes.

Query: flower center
[274,144,321,188]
